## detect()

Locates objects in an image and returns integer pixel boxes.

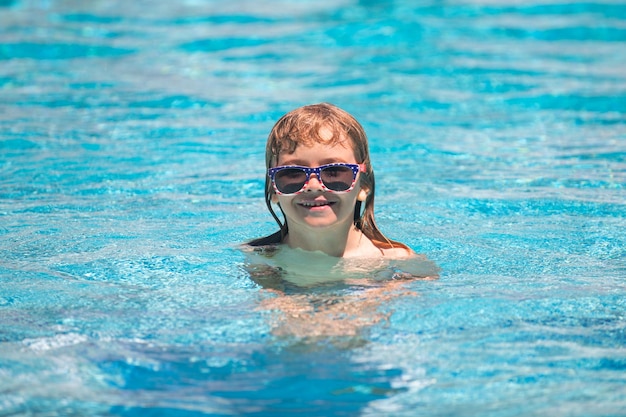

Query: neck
[284,222,364,257]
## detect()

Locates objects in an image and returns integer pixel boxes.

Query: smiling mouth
[298,200,335,208]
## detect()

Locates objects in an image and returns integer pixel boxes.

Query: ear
[357,188,368,202]
[271,193,279,203]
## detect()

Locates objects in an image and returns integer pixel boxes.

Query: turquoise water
[1,0,625,415]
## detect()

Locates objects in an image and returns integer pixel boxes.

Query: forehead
[276,136,356,165]
[271,123,357,161]
[275,123,346,149]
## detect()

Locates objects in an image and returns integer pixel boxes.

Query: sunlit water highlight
[1,0,625,416]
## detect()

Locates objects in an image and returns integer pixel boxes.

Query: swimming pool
[1,0,625,415]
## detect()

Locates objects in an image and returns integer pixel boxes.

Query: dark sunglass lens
[274,168,307,194]
[320,166,354,191]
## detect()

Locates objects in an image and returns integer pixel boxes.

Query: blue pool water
[1,0,625,415]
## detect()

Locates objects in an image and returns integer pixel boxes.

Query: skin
[272,128,412,259]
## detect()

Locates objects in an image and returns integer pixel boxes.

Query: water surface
[1,0,625,416]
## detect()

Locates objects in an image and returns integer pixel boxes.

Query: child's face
[273,130,363,233]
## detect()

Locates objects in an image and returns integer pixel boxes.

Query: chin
[302,219,339,229]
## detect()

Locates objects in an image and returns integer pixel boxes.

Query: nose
[304,173,323,192]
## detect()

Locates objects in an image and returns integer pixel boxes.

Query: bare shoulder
[381,245,416,259]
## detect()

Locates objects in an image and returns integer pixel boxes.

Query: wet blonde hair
[250,102,408,250]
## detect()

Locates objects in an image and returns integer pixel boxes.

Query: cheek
[337,188,360,209]
[276,195,295,210]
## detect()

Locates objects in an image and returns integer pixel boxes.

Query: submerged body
[244,244,439,340]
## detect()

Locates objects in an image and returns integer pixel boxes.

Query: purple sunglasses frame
[268,163,366,195]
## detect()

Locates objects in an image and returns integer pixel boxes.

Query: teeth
[300,201,330,207]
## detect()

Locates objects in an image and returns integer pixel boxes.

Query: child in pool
[246,103,437,340]
[248,102,414,259]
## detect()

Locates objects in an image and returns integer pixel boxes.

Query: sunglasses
[268,163,365,195]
